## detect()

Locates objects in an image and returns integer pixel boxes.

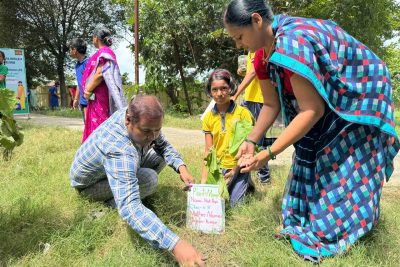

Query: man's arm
[73,89,80,108]
[104,149,180,250]
[104,148,204,266]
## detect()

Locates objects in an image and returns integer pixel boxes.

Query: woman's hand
[84,90,92,100]
[238,151,269,173]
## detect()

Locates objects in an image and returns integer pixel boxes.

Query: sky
[113,39,145,84]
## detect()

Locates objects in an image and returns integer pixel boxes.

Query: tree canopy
[0,0,125,106]
[118,0,399,114]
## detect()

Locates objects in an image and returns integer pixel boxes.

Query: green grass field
[1,122,399,266]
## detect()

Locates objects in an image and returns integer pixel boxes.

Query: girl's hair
[0,51,5,65]
[68,38,87,54]
[224,0,274,27]
[94,26,113,47]
[205,69,237,97]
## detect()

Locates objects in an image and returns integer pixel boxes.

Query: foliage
[392,78,400,105]
[0,0,125,106]
[116,0,399,115]
[383,46,400,105]
[228,120,254,156]
[204,147,229,200]
[121,72,132,85]
[118,0,242,114]
[279,0,399,56]
[0,89,24,159]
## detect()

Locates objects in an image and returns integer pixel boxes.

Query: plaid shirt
[70,108,184,250]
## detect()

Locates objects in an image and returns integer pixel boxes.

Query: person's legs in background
[225,169,253,207]
[80,104,87,123]
[241,100,271,183]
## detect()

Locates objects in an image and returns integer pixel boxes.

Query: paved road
[16,113,399,186]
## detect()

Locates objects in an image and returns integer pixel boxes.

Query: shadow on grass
[0,197,72,265]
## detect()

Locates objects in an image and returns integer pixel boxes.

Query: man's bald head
[126,95,164,123]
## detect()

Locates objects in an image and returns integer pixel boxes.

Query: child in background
[201,69,254,207]
[17,81,26,110]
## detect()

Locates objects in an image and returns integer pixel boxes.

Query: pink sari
[81,47,117,143]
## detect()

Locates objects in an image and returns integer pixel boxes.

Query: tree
[117,0,399,114]
[118,0,242,114]
[0,0,124,107]
[121,72,132,85]
[272,0,399,56]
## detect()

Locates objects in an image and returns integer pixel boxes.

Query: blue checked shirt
[70,108,185,250]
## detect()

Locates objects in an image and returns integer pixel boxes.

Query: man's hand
[178,165,195,186]
[73,99,79,109]
[173,239,204,267]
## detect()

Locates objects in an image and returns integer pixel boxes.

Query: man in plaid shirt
[70,95,204,266]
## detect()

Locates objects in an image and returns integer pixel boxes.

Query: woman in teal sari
[224,0,399,262]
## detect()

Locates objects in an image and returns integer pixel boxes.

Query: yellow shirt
[244,52,263,103]
[202,102,253,169]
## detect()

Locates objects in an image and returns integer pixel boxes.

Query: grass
[163,110,202,130]
[34,108,82,119]
[1,123,399,266]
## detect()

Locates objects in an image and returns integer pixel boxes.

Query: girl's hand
[84,91,92,100]
[223,170,235,185]
[235,140,255,160]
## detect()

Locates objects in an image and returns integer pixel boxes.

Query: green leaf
[204,147,229,200]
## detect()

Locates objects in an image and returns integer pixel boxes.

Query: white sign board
[186,184,225,234]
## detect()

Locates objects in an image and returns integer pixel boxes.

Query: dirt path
[15,113,399,186]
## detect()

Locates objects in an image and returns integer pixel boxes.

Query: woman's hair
[127,95,164,123]
[94,26,113,47]
[68,38,87,54]
[0,50,5,65]
[224,0,274,27]
[205,69,237,97]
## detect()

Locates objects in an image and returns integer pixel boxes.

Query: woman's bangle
[245,138,257,146]
[267,146,276,160]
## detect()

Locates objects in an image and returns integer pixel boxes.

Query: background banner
[1,48,29,115]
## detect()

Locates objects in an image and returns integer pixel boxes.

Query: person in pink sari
[82,27,127,142]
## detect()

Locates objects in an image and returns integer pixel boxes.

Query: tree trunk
[165,83,179,105]
[57,60,67,107]
[171,37,193,115]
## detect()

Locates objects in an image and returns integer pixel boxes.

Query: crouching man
[70,95,204,267]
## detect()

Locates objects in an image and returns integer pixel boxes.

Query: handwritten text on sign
[187,184,225,234]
